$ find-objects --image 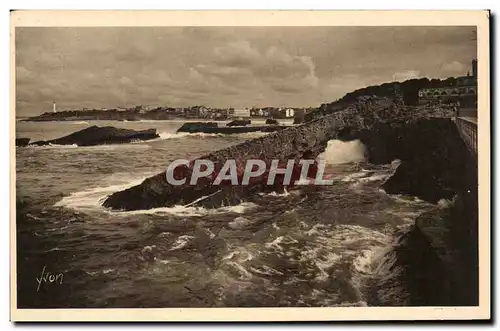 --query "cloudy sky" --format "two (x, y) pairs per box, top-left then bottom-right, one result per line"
(16, 26), (476, 116)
